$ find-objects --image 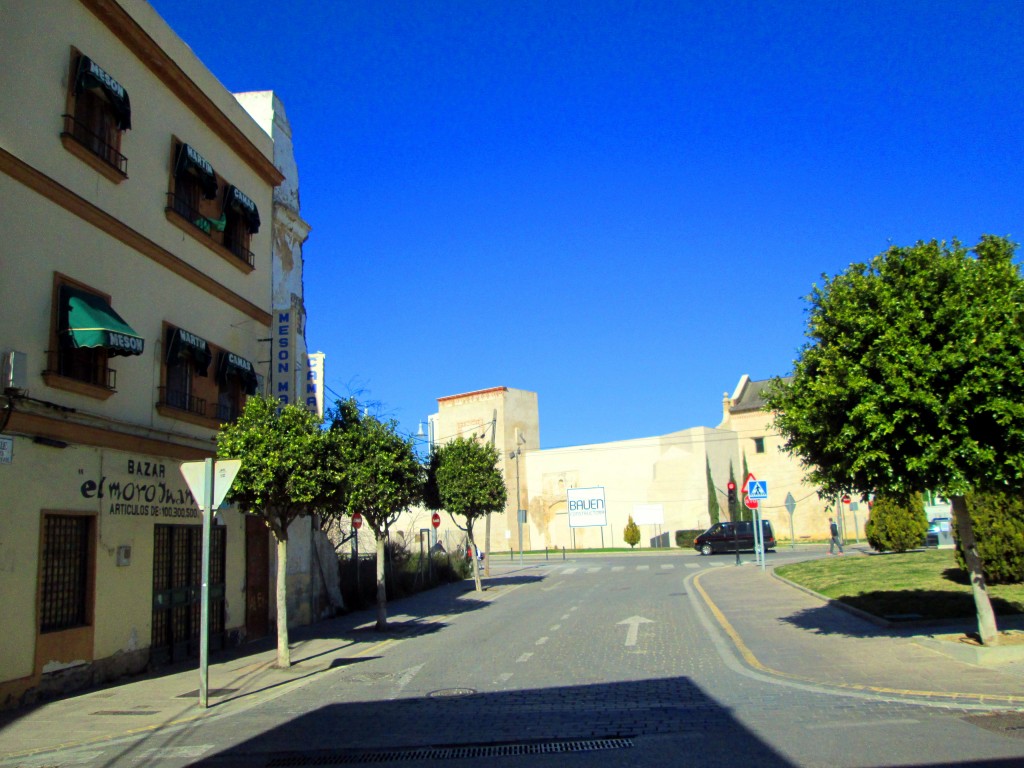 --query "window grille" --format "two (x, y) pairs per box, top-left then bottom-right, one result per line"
(40, 515), (91, 633)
